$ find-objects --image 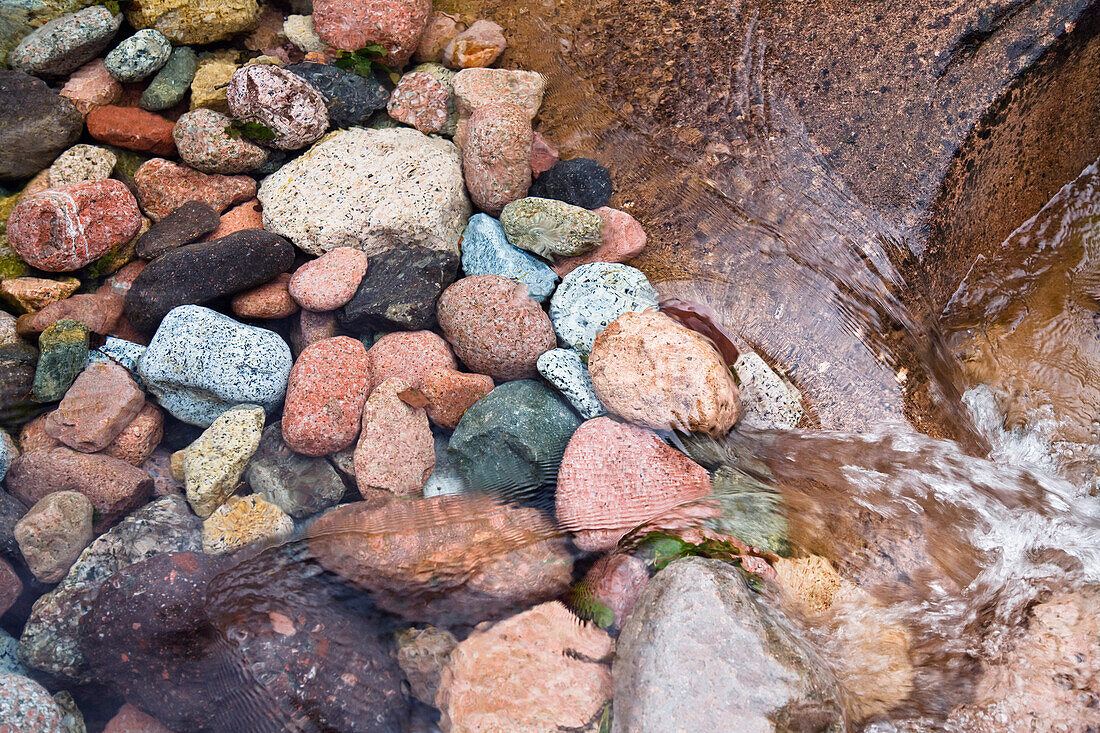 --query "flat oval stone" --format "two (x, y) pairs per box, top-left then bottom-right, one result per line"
(124, 228), (295, 332)
(140, 46), (197, 111)
(0, 72), (83, 182)
(288, 247), (368, 312)
(86, 105), (176, 157)
(10, 6), (122, 78)
(500, 197), (603, 259)
(134, 200), (220, 260)
(285, 62), (390, 128)
(226, 65), (329, 151)
(173, 108), (268, 175)
(137, 305), (292, 426)
(282, 336), (371, 457)
(104, 29), (171, 83)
